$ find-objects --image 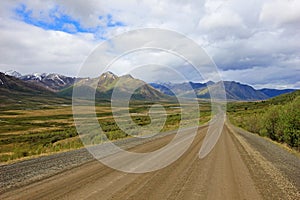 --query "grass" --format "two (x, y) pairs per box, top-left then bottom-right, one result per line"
(0, 100), (211, 163)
